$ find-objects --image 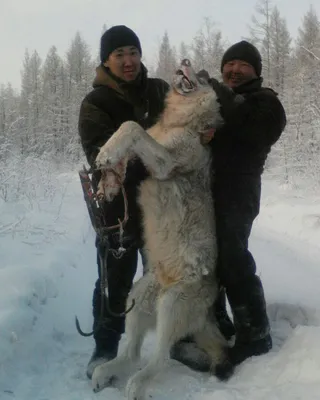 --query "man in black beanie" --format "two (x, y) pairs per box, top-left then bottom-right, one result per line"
(220, 40), (262, 85)
(171, 40), (286, 377)
(78, 25), (169, 379)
